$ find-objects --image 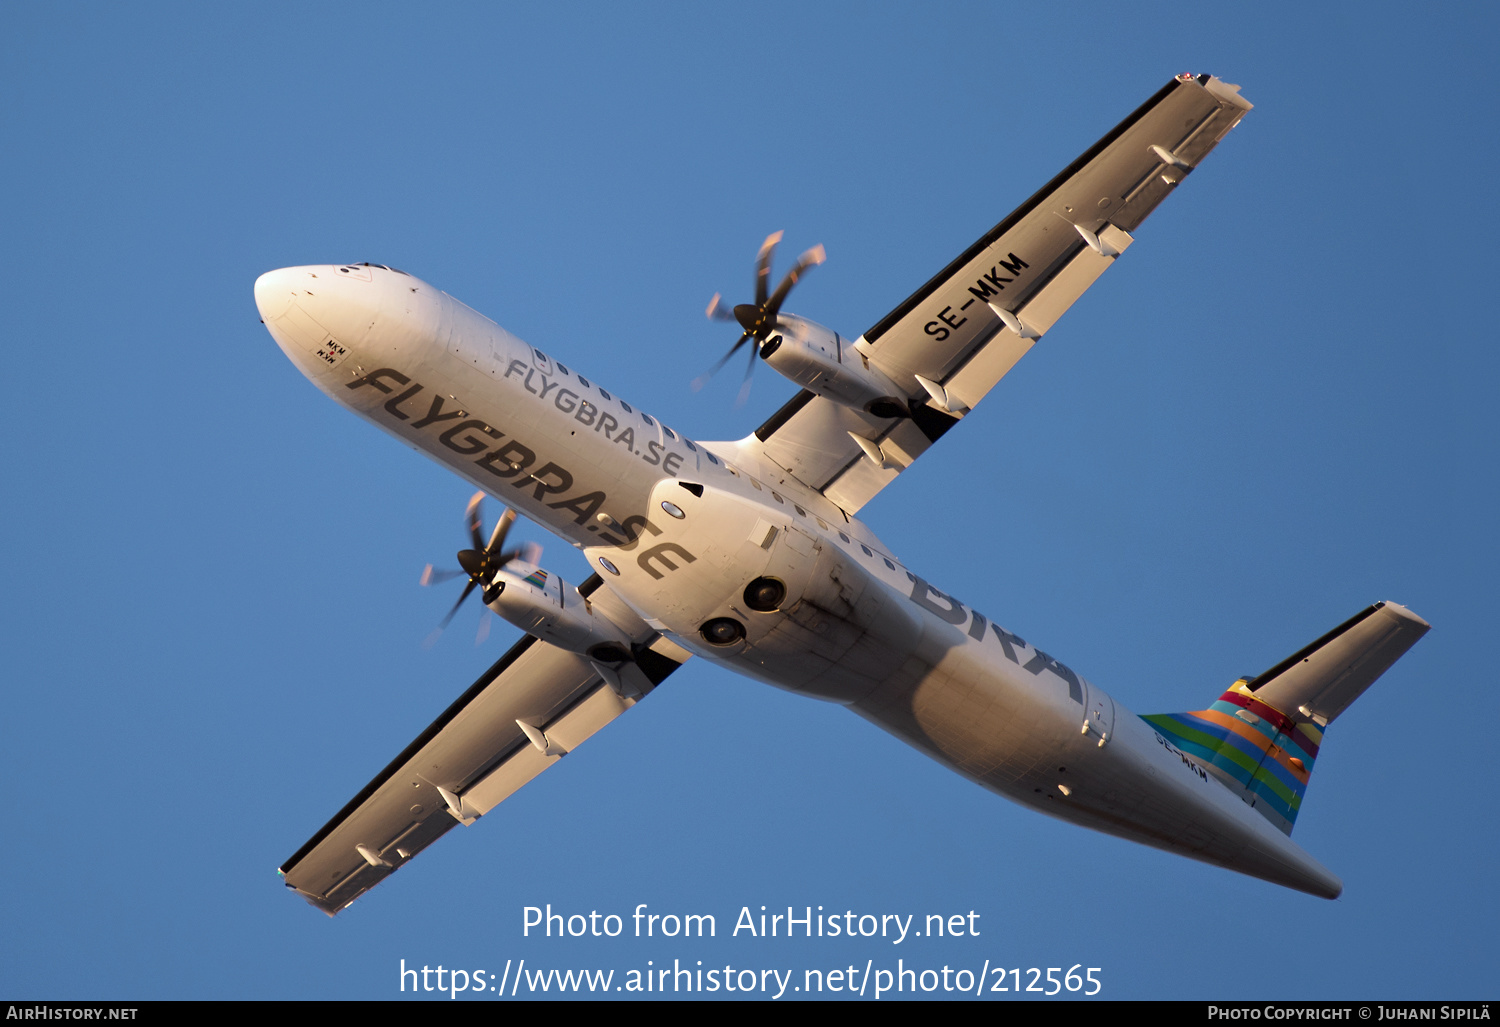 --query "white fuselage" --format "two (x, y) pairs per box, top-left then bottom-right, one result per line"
(256, 263), (1343, 898)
